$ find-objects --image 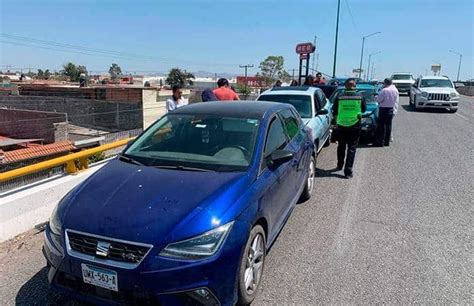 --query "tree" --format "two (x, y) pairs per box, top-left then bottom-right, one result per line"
(61, 62), (88, 82)
(108, 63), (122, 80)
(258, 56), (288, 87)
(36, 69), (51, 80)
(235, 83), (252, 99)
(165, 68), (195, 87)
